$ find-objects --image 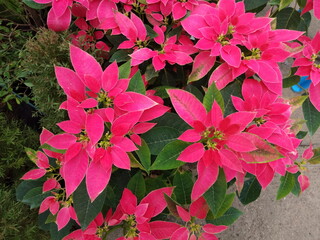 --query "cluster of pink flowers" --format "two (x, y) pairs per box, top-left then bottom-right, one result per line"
(20, 0), (320, 238)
